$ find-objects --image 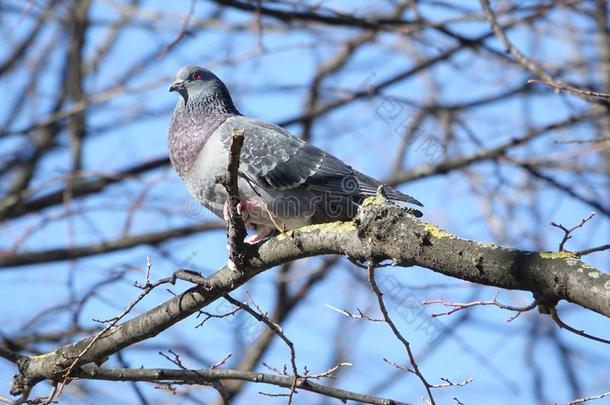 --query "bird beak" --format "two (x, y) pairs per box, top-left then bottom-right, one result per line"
(169, 79), (185, 93)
